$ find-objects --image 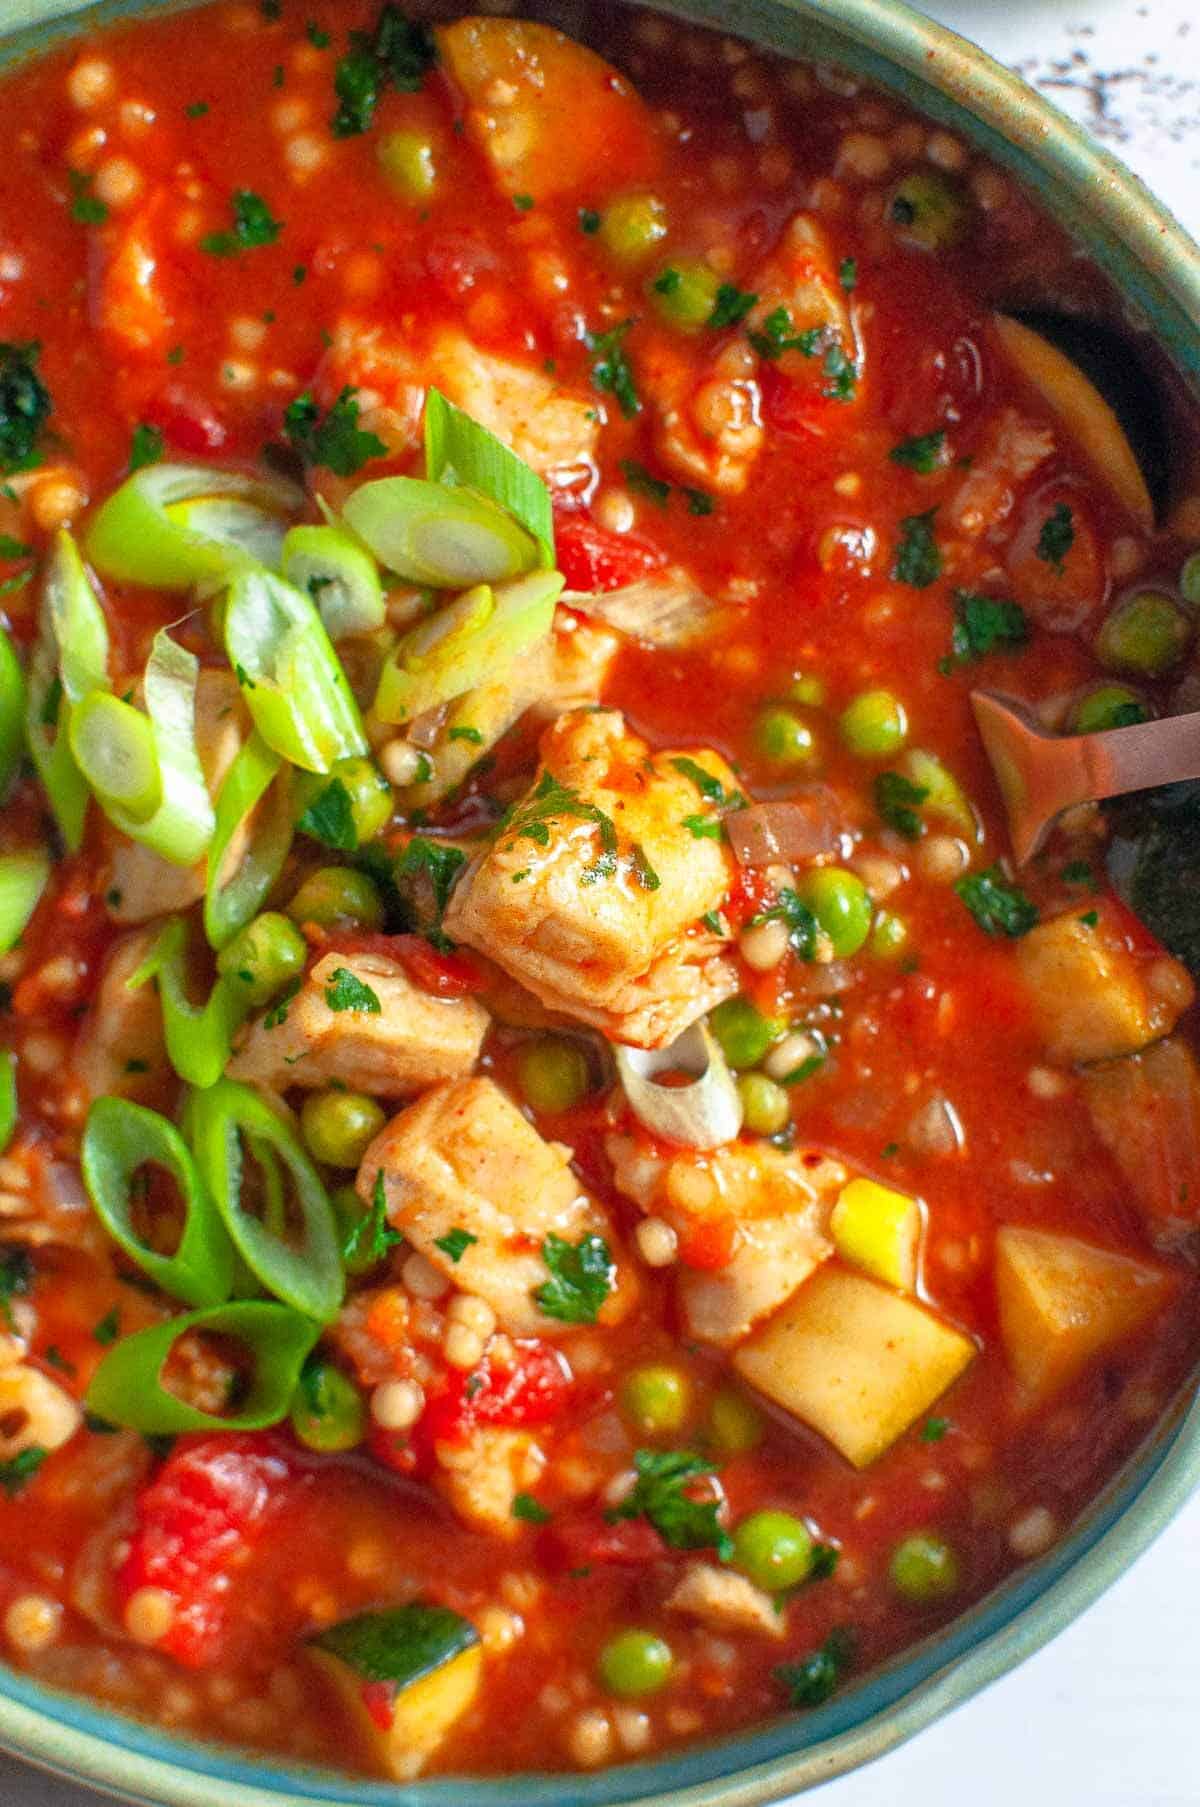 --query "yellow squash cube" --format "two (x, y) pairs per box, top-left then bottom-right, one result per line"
(830, 1178), (922, 1291)
(733, 1265), (976, 1468)
(995, 1226), (1177, 1405)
